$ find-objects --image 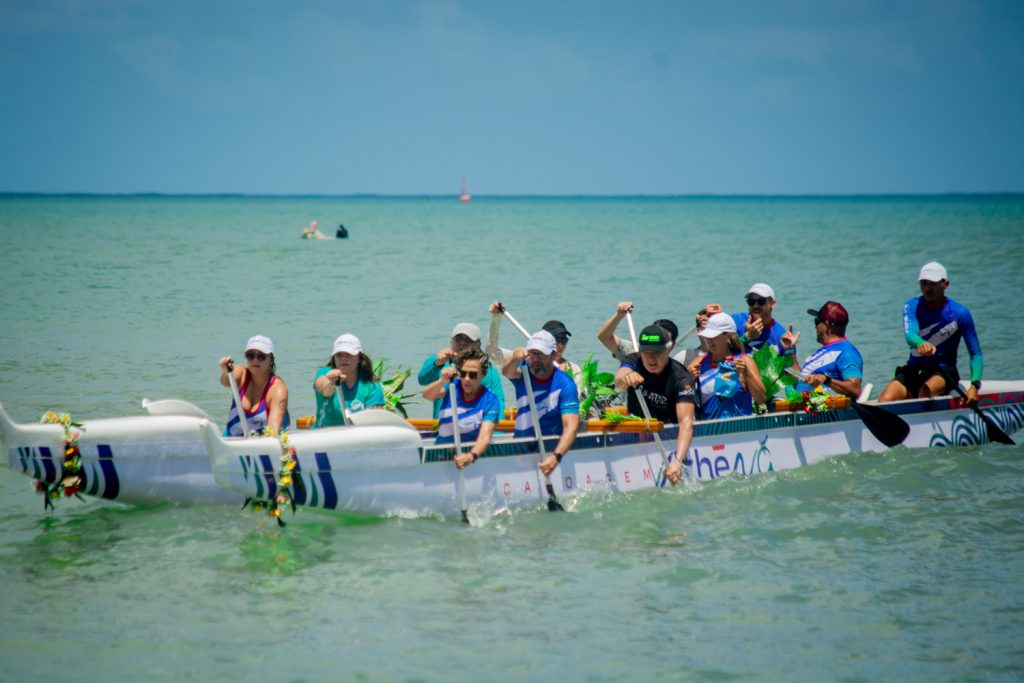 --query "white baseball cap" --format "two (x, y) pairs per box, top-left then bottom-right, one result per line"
(245, 335), (274, 355)
(698, 313), (738, 339)
(332, 333), (362, 356)
(918, 261), (947, 282)
(526, 329), (557, 355)
(747, 283), (775, 300)
(451, 322), (481, 341)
